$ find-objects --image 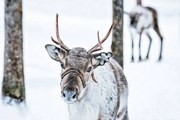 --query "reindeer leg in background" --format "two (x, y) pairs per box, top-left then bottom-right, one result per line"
(153, 24), (163, 61)
(152, 11), (163, 61)
(145, 32), (152, 60)
(138, 32), (142, 61)
(130, 30), (135, 62)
